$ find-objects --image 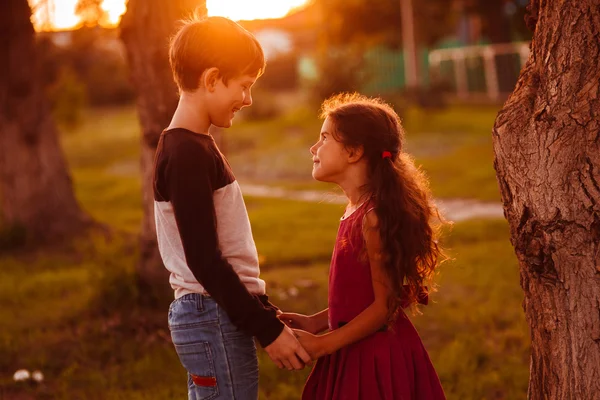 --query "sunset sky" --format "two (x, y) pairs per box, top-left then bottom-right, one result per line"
(31, 0), (309, 31)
